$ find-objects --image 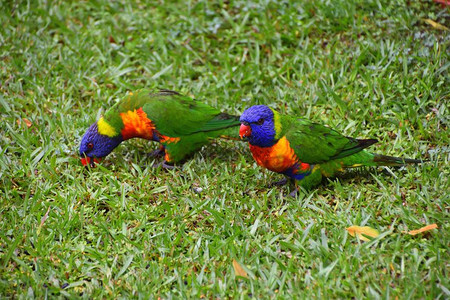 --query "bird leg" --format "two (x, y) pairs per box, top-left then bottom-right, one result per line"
(161, 161), (175, 170)
(152, 160), (176, 170)
(268, 178), (289, 188)
(288, 188), (299, 198)
(147, 145), (165, 158)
